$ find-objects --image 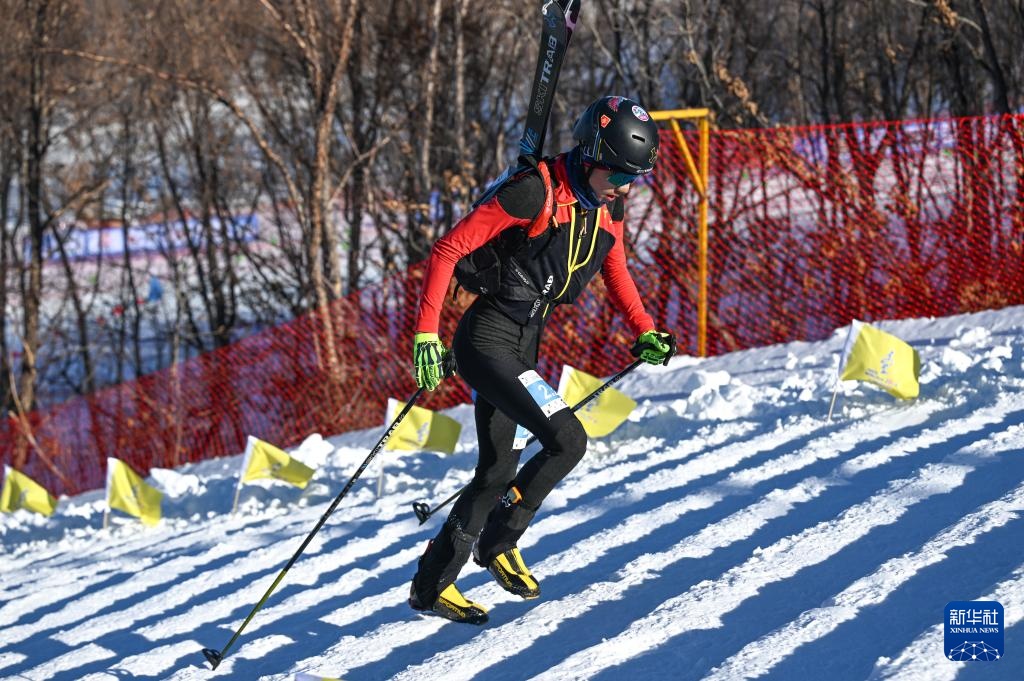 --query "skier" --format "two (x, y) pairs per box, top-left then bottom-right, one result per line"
(408, 96), (676, 624)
